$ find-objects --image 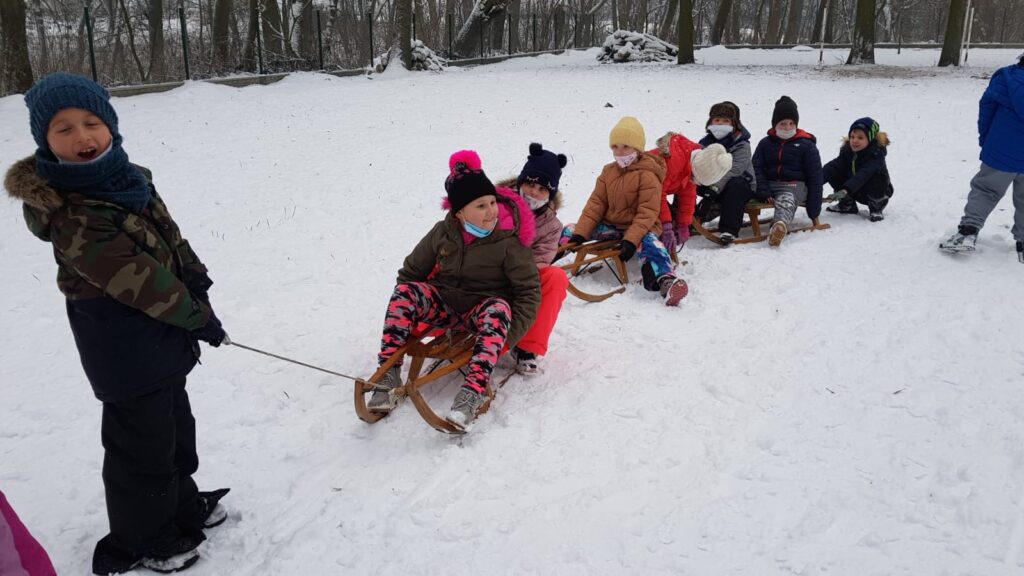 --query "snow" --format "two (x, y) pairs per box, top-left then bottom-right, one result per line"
(3, 48), (1024, 575)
